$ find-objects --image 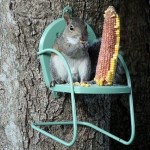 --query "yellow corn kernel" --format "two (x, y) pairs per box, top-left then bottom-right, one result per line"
(110, 68), (115, 72)
(113, 54), (118, 59)
(106, 71), (112, 81)
(116, 39), (120, 45)
(115, 44), (119, 49)
(95, 79), (100, 85)
(110, 64), (116, 69)
(114, 26), (119, 29)
(98, 78), (104, 86)
(85, 84), (90, 87)
(74, 82), (80, 86)
(107, 82), (112, 85)
(99, 80), (103, 86)
(80, 82), (86, 86)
